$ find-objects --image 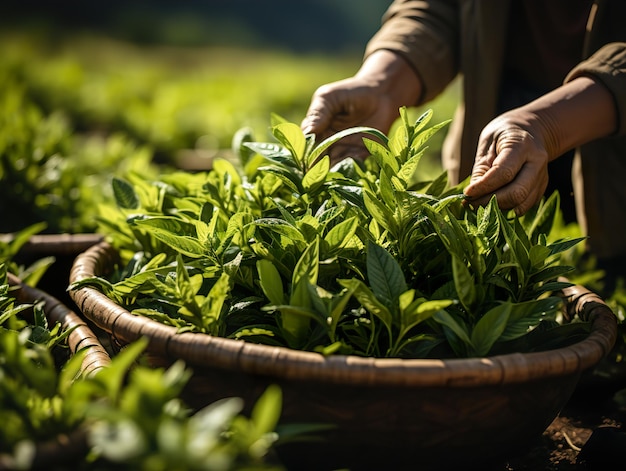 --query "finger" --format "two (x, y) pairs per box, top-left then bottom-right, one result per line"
(301, 101), (331, 136)
(508, 165), (548, 215)
(473, 163), (547, 215)
(471, 134), (497, 182)
(465, 147), (525, 200)
(301, 86), (343, 136)
(465, 136), (497, 197)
